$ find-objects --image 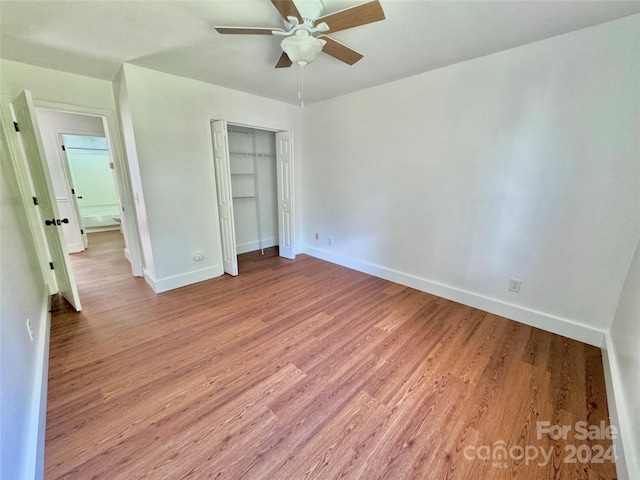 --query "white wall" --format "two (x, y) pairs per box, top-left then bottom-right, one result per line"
(302, 15), (640, 345)
(606, 239), (640, 479)
(1, 117), (50, 479)
(112, 67), (155, 277)
(0, 59), (117, 110)
(119, 63), (302, 292)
